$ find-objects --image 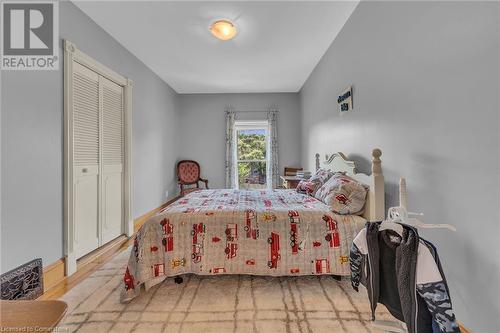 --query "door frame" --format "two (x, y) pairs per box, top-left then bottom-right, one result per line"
(64, 40), (133, 275)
